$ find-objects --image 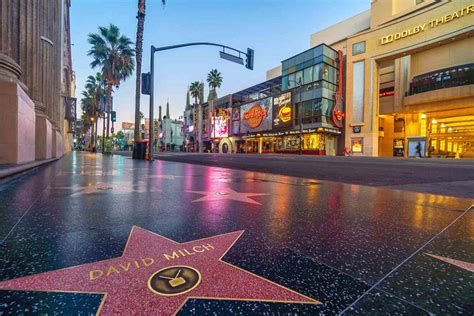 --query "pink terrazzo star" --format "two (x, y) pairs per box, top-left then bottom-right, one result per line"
(425, 253), (474, 272)
(186, 188), (269, 205)
(0, 227), (319, 315)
